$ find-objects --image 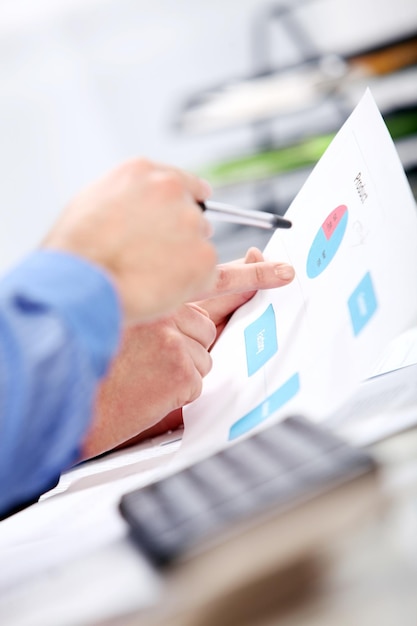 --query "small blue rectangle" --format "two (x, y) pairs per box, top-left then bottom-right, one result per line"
(244, 304), (278, 376)
(348, 272), (378, 336)
(229, 373), (300, 440)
